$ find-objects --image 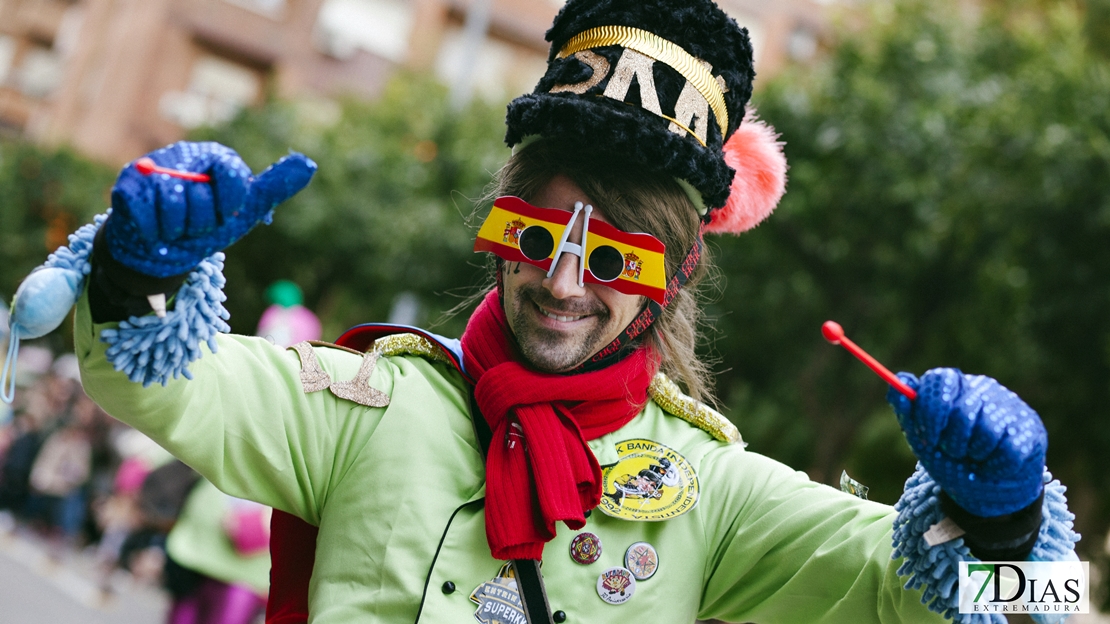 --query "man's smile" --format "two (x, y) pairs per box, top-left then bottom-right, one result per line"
(538, 307), (586, 323)
(533, 299), (598, 326)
